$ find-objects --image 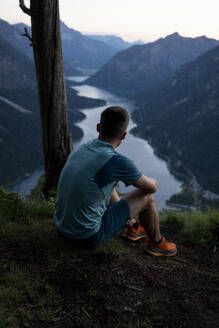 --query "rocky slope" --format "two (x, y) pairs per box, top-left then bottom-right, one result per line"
(86, 33), (219, 98)
(132, 45), (219, 193)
